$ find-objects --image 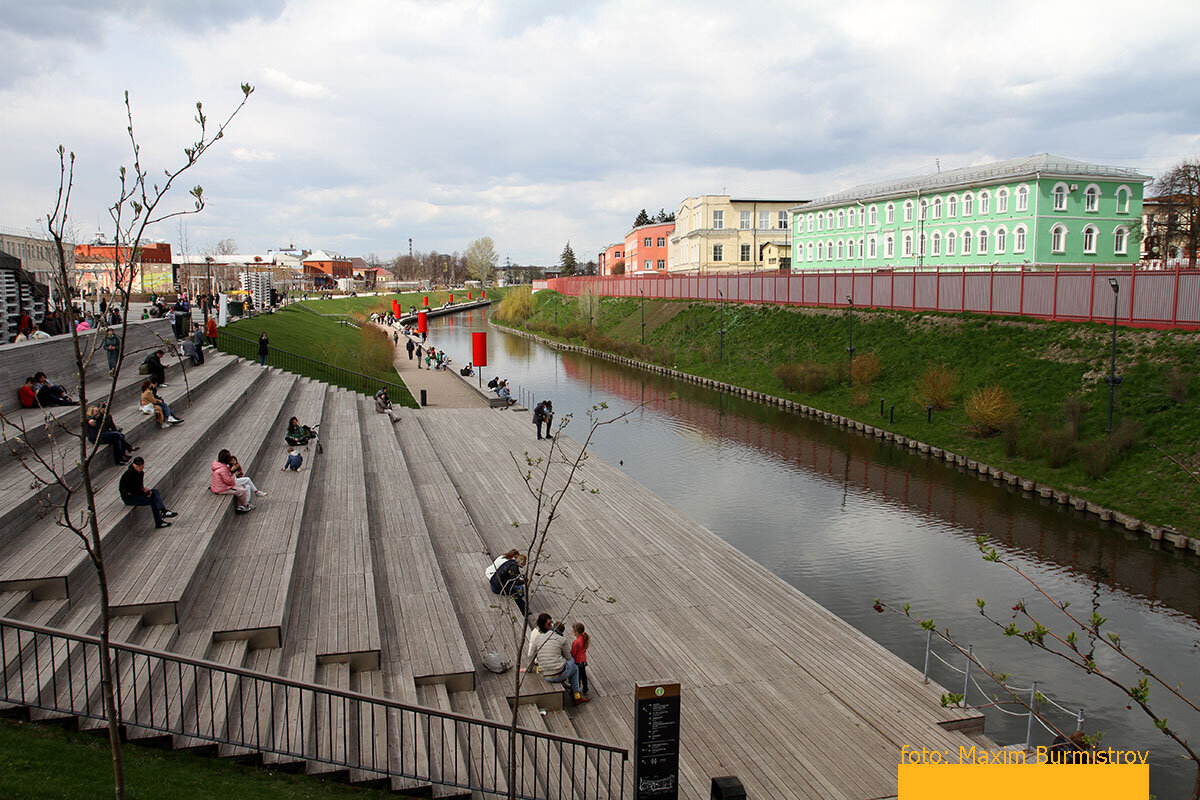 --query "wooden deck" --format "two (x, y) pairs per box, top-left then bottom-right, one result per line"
(414, 408), (986, 800)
